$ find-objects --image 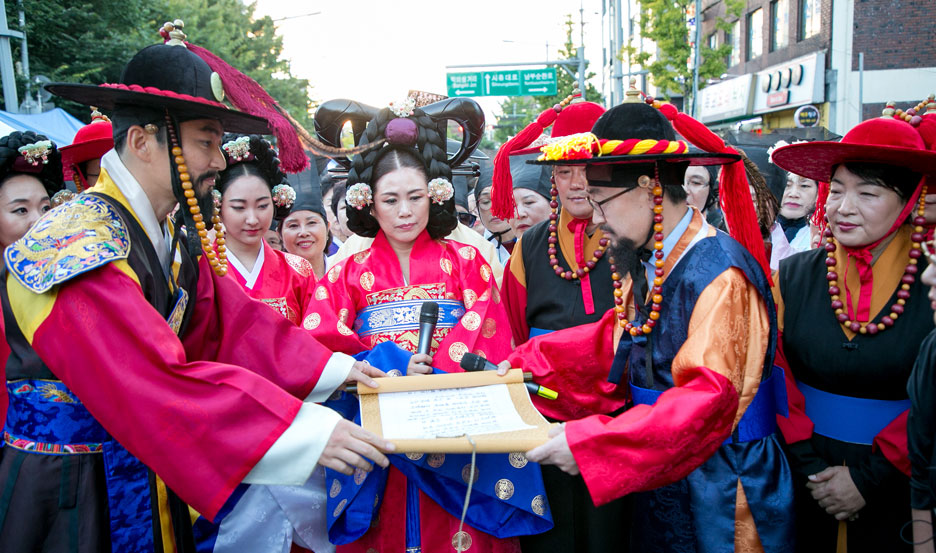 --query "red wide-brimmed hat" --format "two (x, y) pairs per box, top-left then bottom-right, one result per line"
(59, 108), (113, 187)
(490, 91), (606, 218)
(771, 116), (936, 181)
